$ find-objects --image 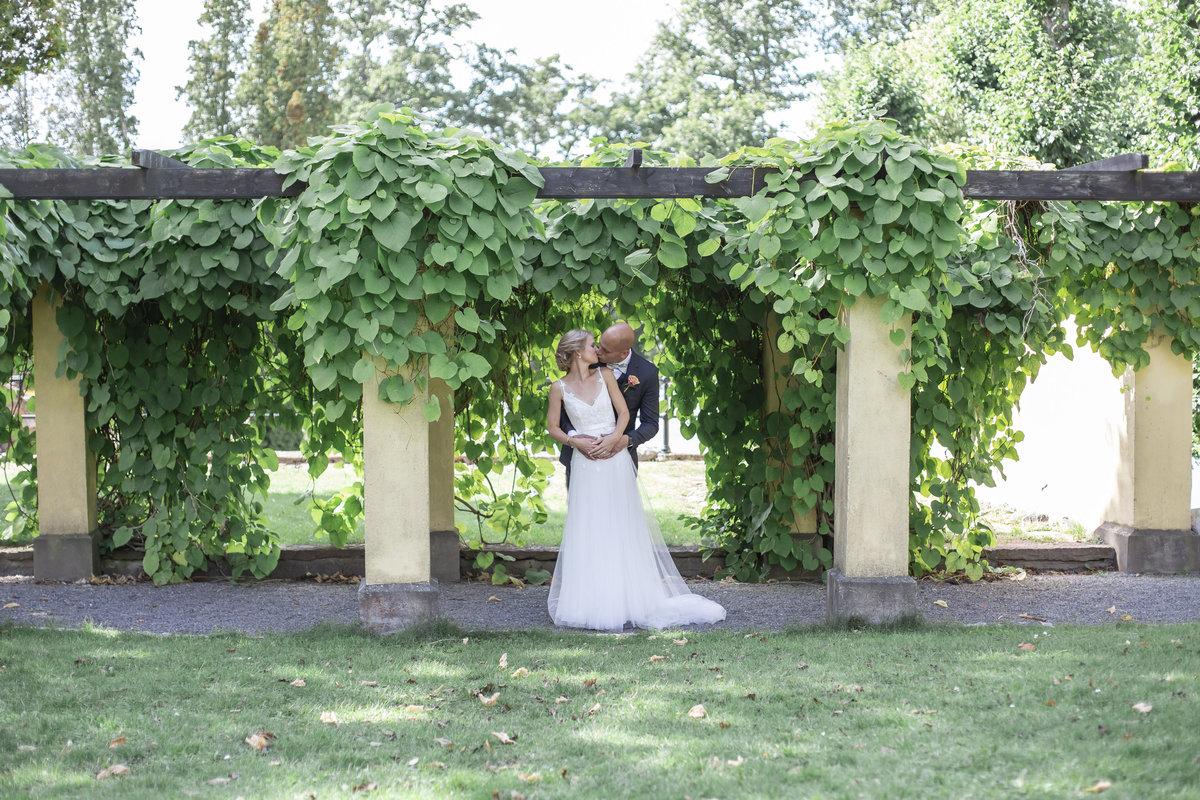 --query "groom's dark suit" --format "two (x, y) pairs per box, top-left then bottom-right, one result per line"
(558, 350), (660, 485)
